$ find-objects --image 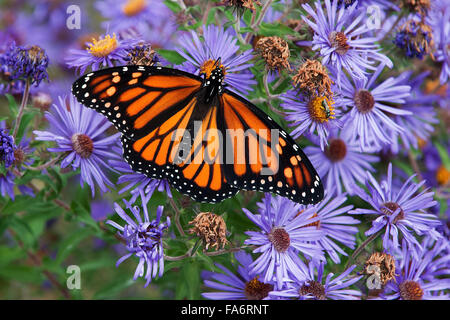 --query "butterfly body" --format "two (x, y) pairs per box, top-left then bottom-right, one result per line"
(72, 64), (324, 205)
